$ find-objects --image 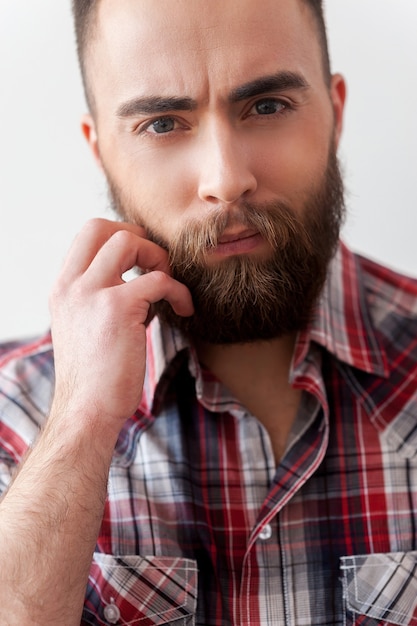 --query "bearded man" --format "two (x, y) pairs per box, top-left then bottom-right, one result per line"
(0, 1), (417, 625)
